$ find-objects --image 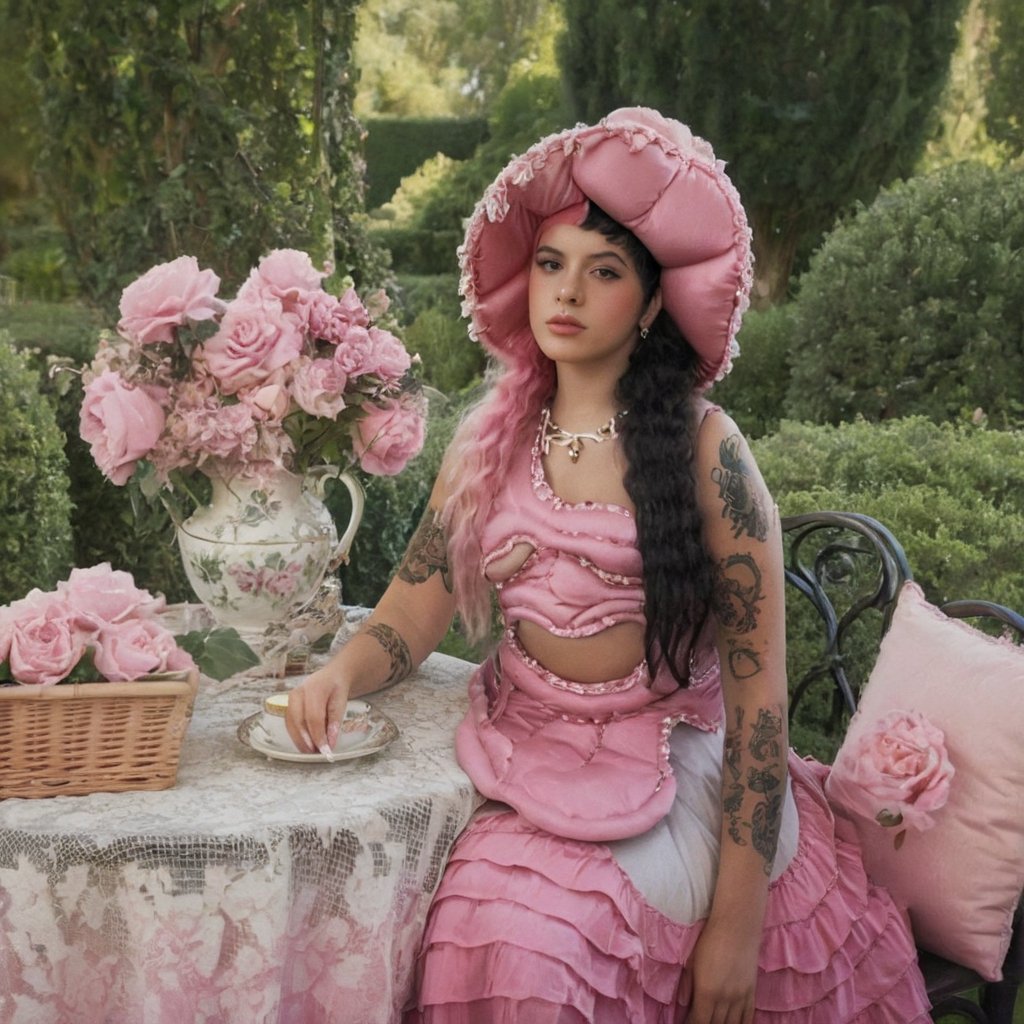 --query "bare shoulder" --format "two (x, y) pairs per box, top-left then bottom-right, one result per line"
(693, 408), (773, 545)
